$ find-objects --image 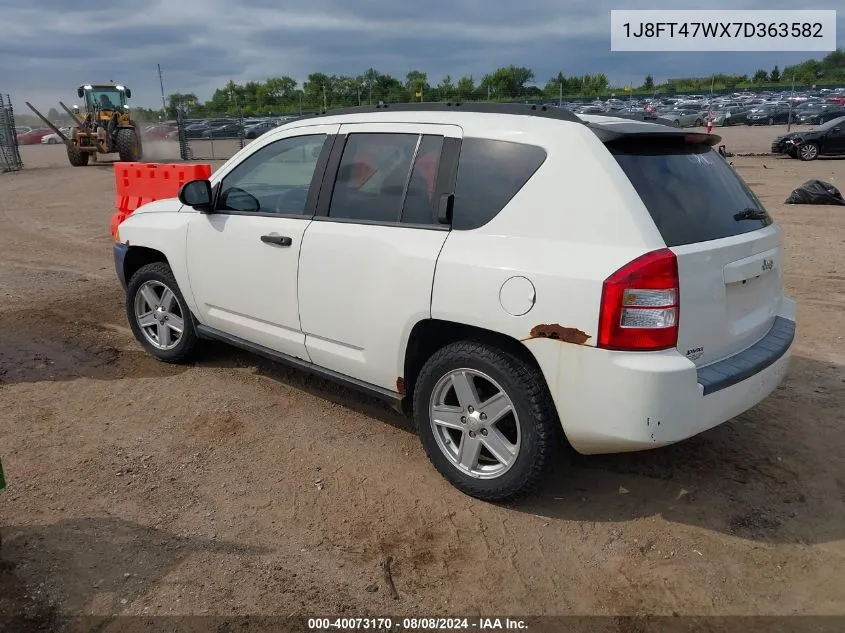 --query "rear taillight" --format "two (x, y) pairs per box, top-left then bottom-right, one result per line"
(597, 248), (679, 351)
